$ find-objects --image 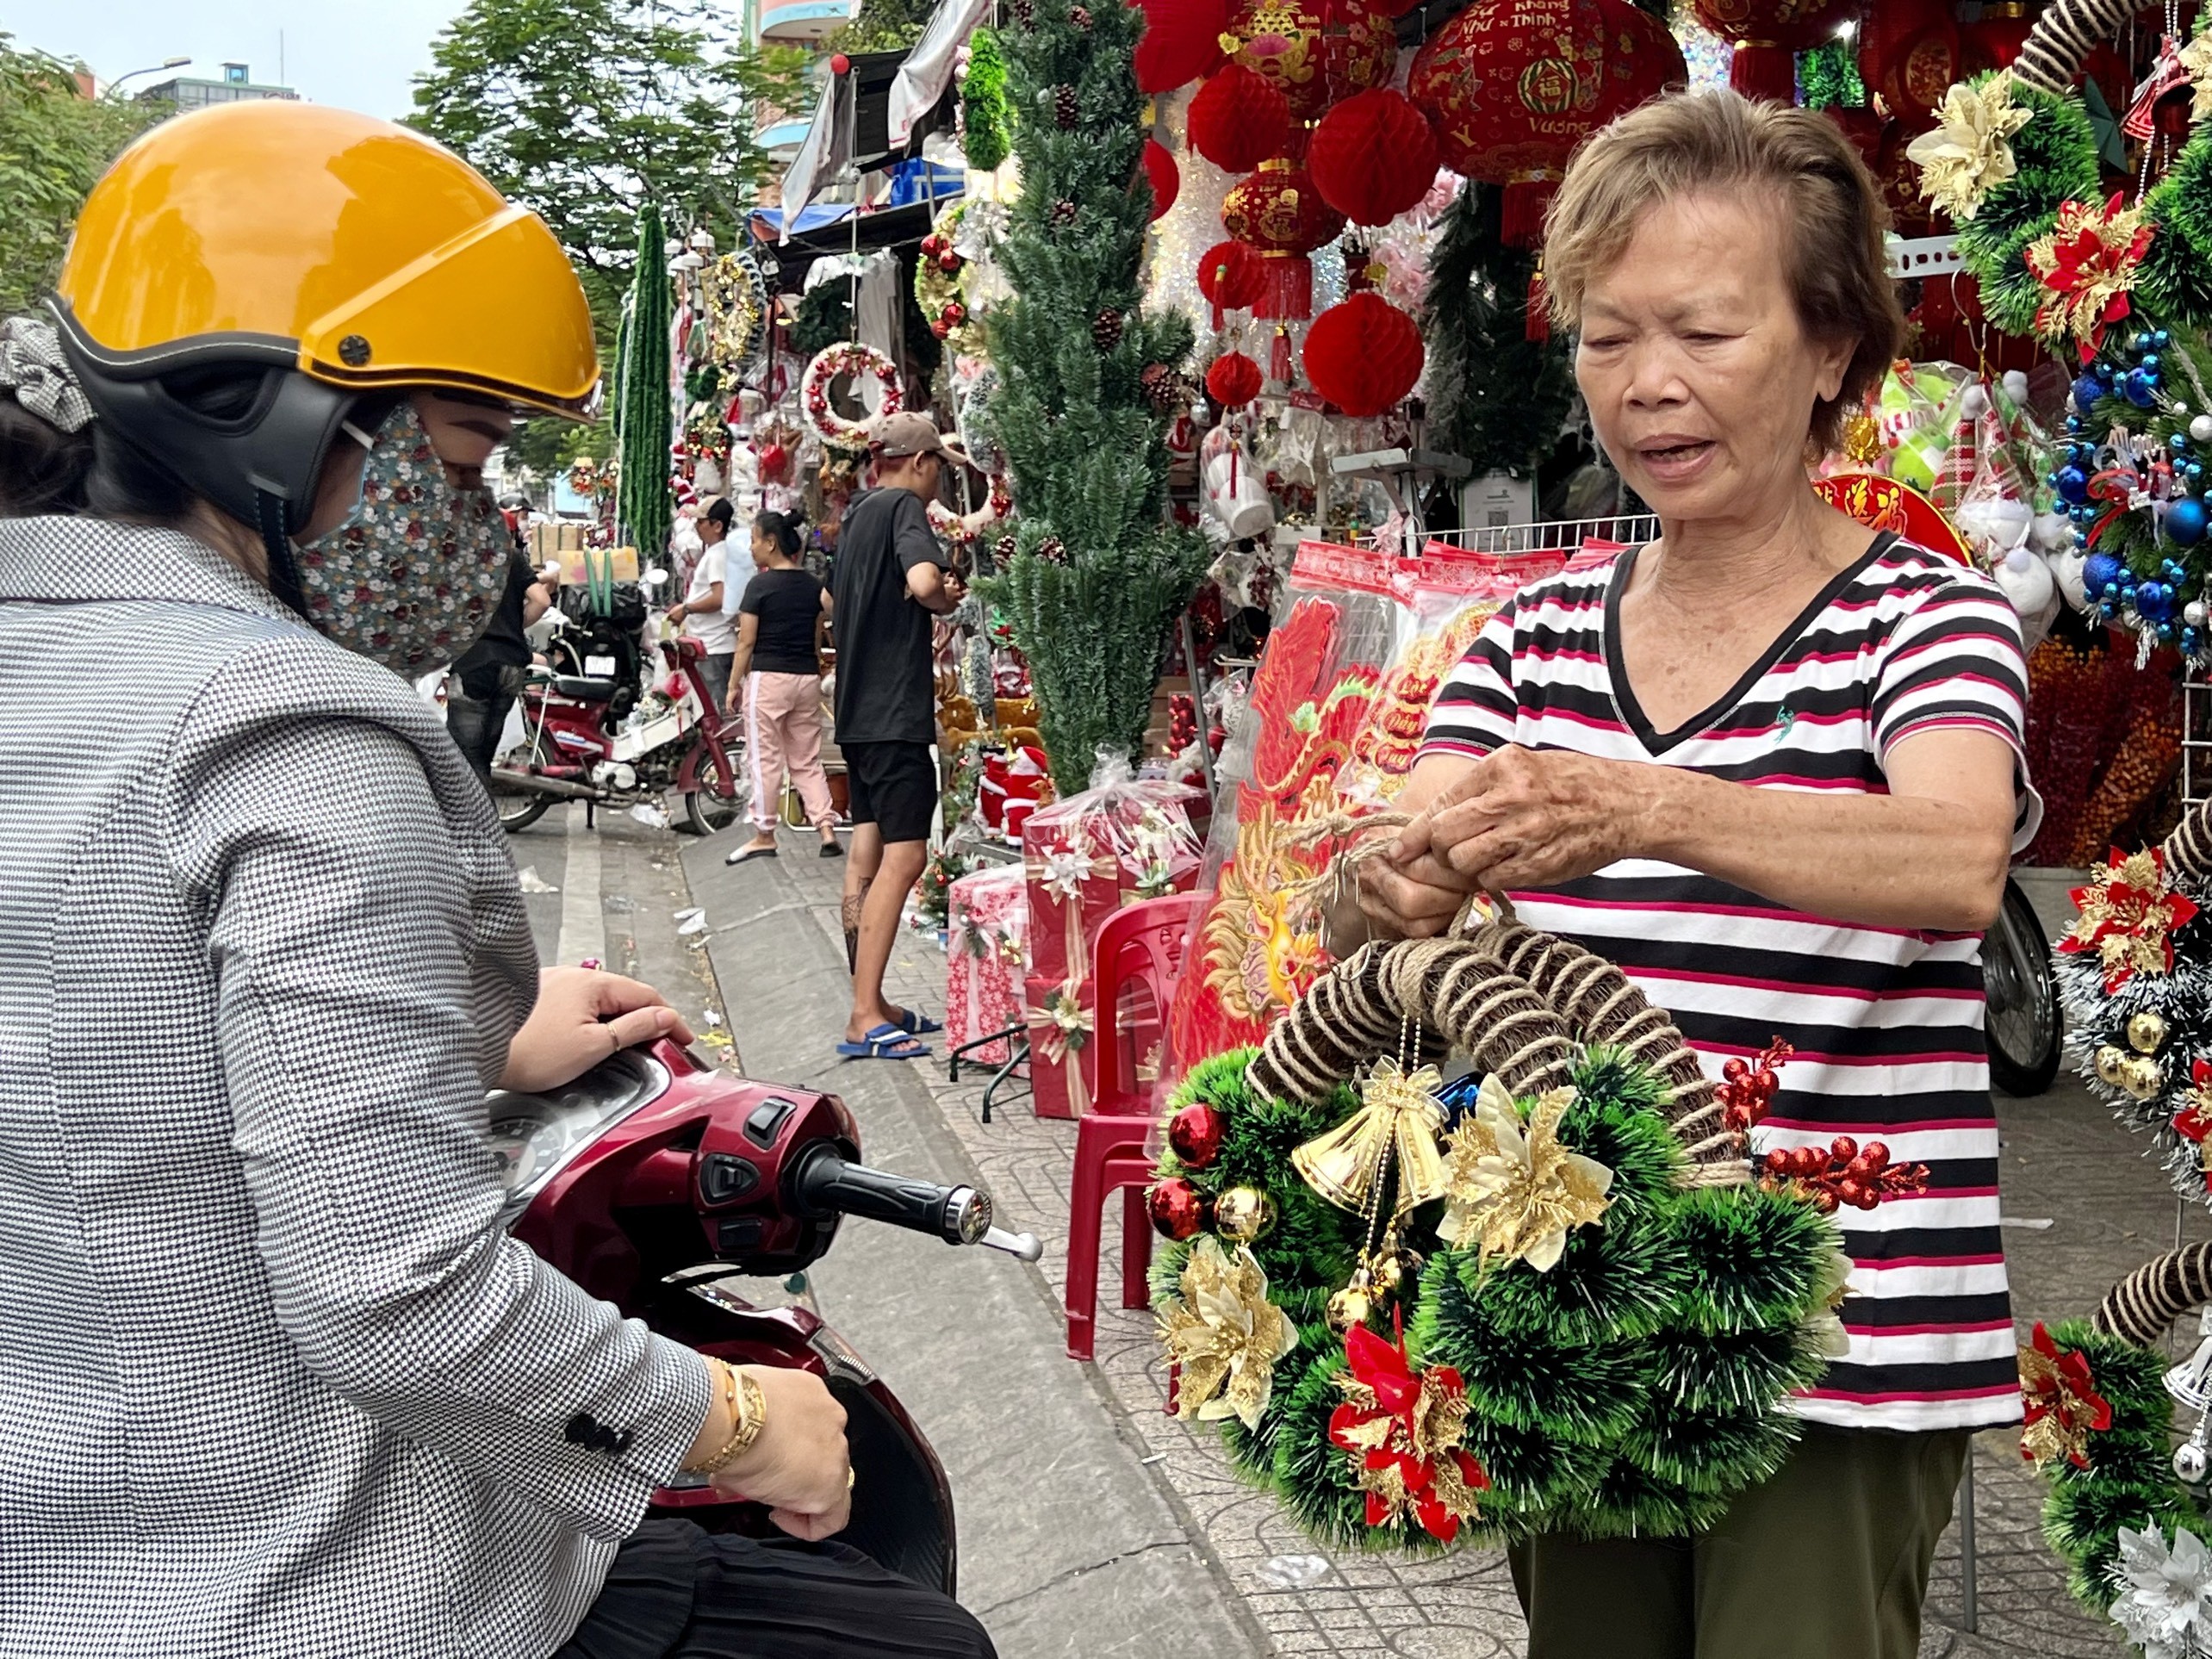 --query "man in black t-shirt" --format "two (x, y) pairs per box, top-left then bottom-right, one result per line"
(829, 413), (963, 1059)
(447, 538), (551, 786)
